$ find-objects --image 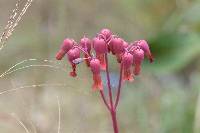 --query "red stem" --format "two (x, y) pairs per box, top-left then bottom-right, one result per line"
(100, 90), (110, 110)
(105, 53), (114, 108)
(104, 53), (119, 133)
(114, 63), (123, 110)
(110, 109), (119, 133)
